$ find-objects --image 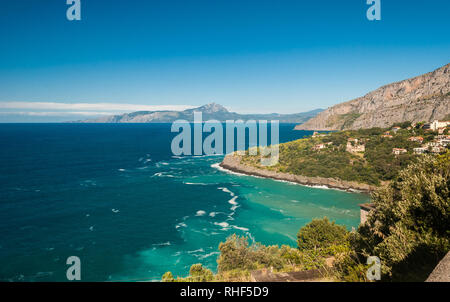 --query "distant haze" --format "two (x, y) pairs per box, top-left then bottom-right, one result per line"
(73, 103), (324, 124)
